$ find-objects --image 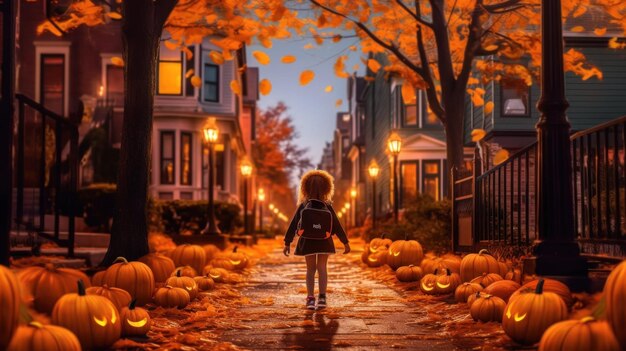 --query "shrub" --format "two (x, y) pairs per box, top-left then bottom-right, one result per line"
(150, 200), (242, 235)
